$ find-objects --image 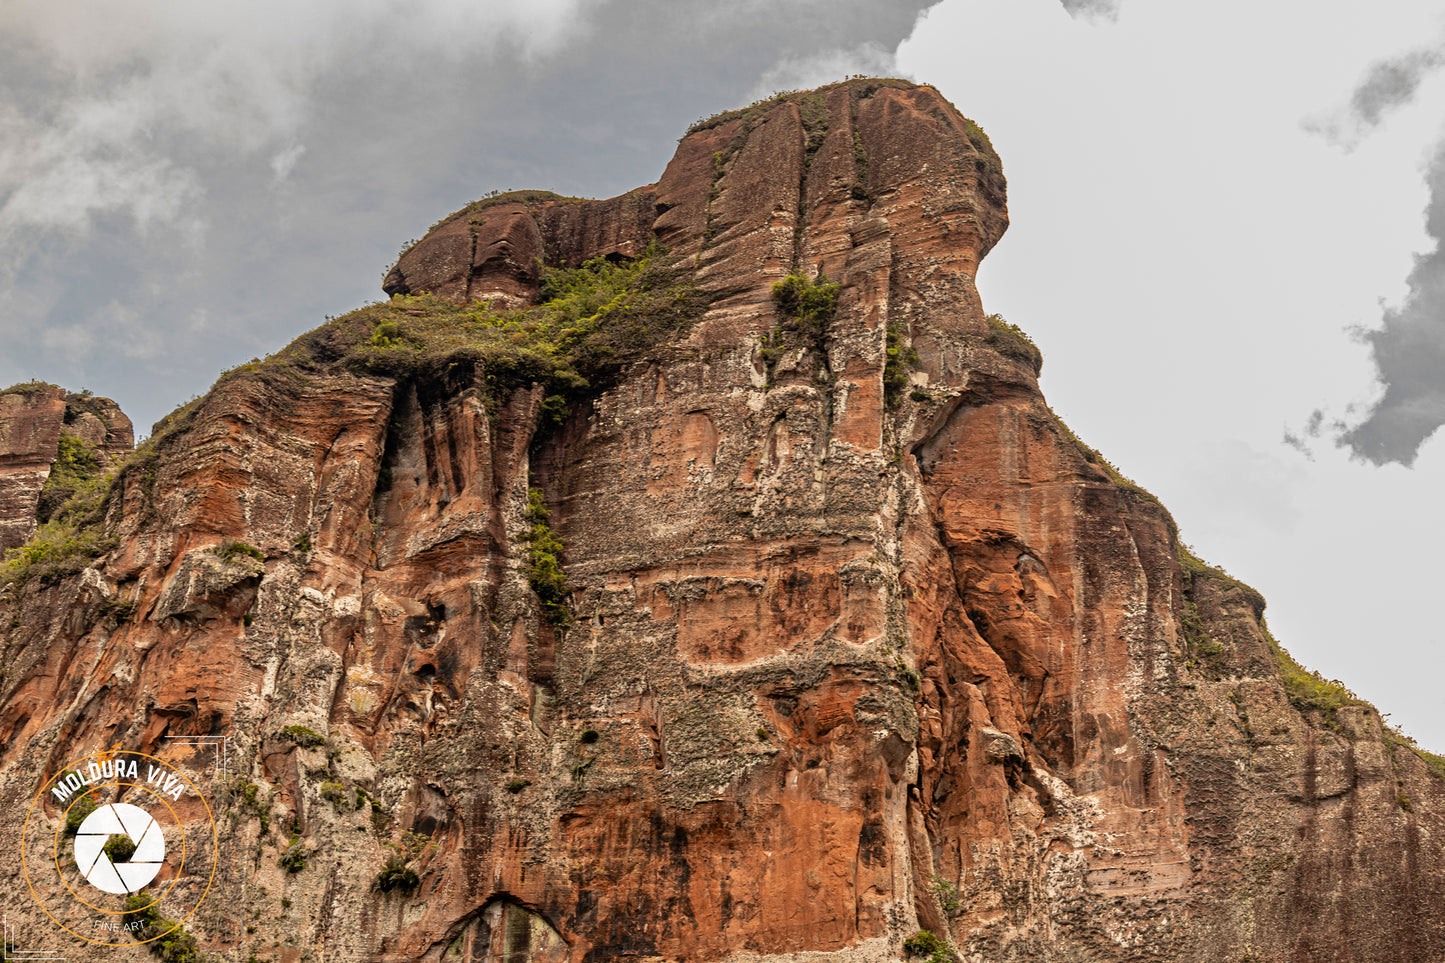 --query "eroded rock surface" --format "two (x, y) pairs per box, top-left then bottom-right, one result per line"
(0, 80), (1440, 963)
(0, 384), (133, 551)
